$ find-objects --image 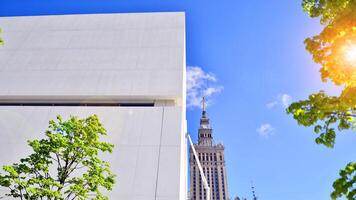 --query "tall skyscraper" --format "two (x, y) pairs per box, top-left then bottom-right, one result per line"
(189, 98), (229, 200)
